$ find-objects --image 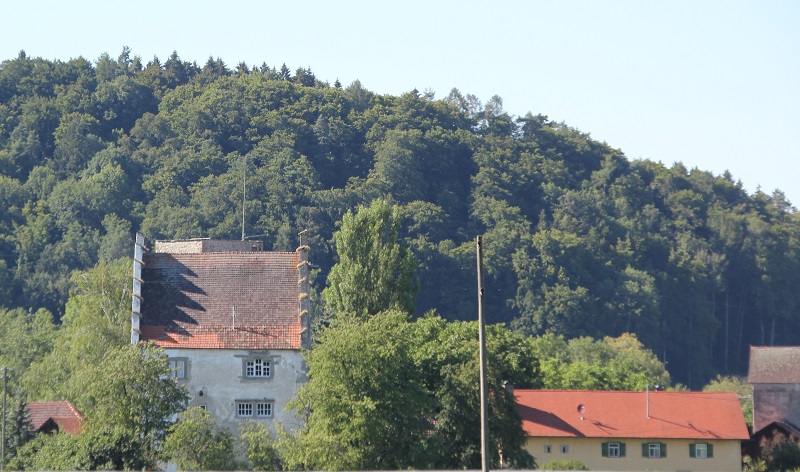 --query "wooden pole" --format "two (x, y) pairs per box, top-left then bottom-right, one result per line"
(477, 236), (490, 472)
(1, 366), (7, 472)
